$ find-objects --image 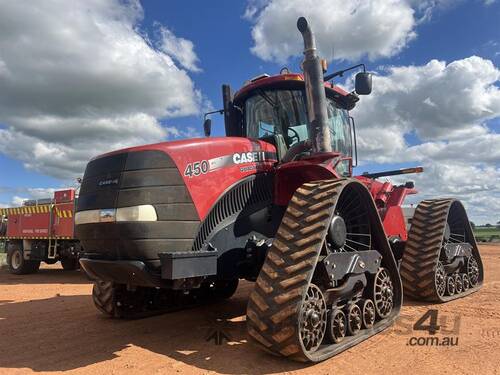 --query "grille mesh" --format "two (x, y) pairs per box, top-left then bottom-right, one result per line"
(192, 174), (272, 251)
